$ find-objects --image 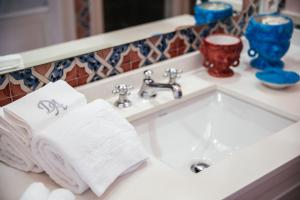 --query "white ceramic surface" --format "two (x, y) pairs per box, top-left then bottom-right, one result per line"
(202, 3), (228, 10)
(261, 16), (289, 25)
(206, 34), (240, 45)
(133, 91), (293, 172)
